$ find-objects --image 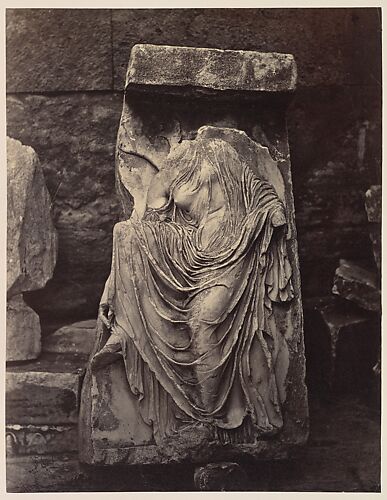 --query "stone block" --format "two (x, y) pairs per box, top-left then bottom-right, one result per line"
(7, 295), (41, 361)
(6, 424), (77, 456)
(332, 260), (380, 312)
(43, 320), (97, 355)
(6, 364), (83, 425)
(126, 44), (296, 93)
(6, 9), (113, 92)
(7, 137), (57, 298)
